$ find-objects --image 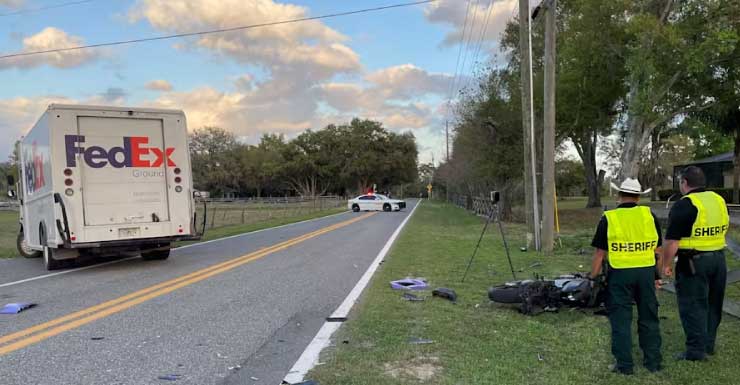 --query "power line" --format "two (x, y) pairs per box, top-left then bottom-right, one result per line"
(0, 0), (99, 17)
(465, 0), (495, 90)
(0, 0), (438, 60)
(445, 0), (472, 122)
(456, 0), (481, 95)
